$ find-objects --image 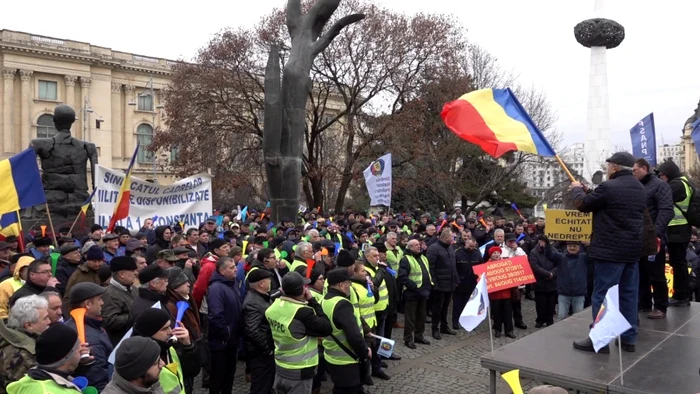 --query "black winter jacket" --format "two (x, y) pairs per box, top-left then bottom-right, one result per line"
(54, 257), (80, 297)
(639, 174), (674, 242)
(242, 289), (273, 357)
(397, 250), (431, 301)
(454, 246), (483, 294)
(145, 226), (171, 264)
(570, 170), (646, 264)
(325, 288), (369, 359)
(426, 240), (459, 292)
(658, 159), (693, 243)
(553, 251), (588, 297)
(528, 245), (558, 292)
